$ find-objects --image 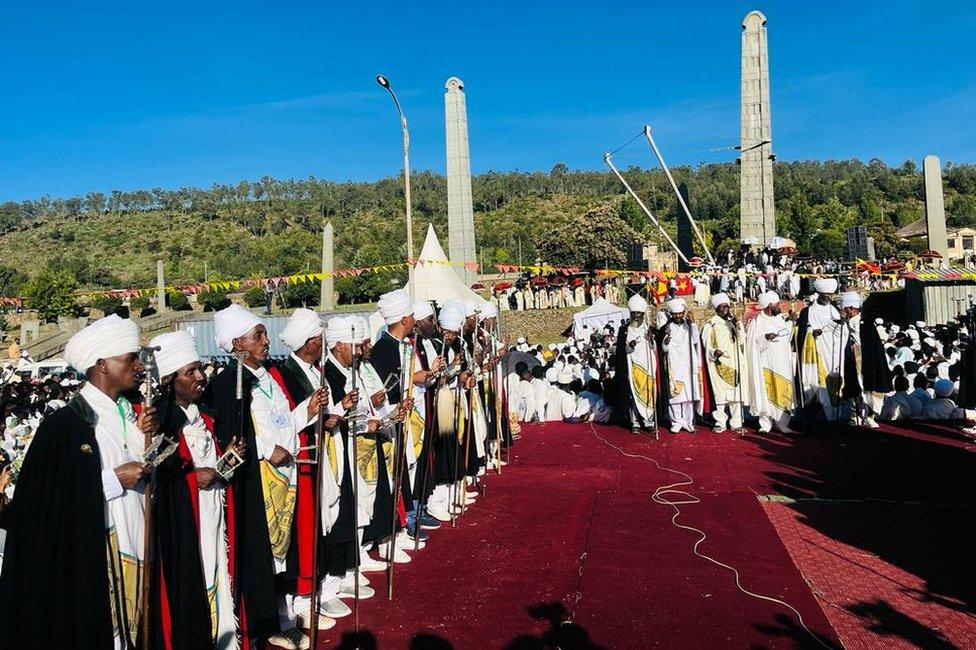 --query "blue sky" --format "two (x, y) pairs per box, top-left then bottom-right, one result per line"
(1, 1), (974, 201)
